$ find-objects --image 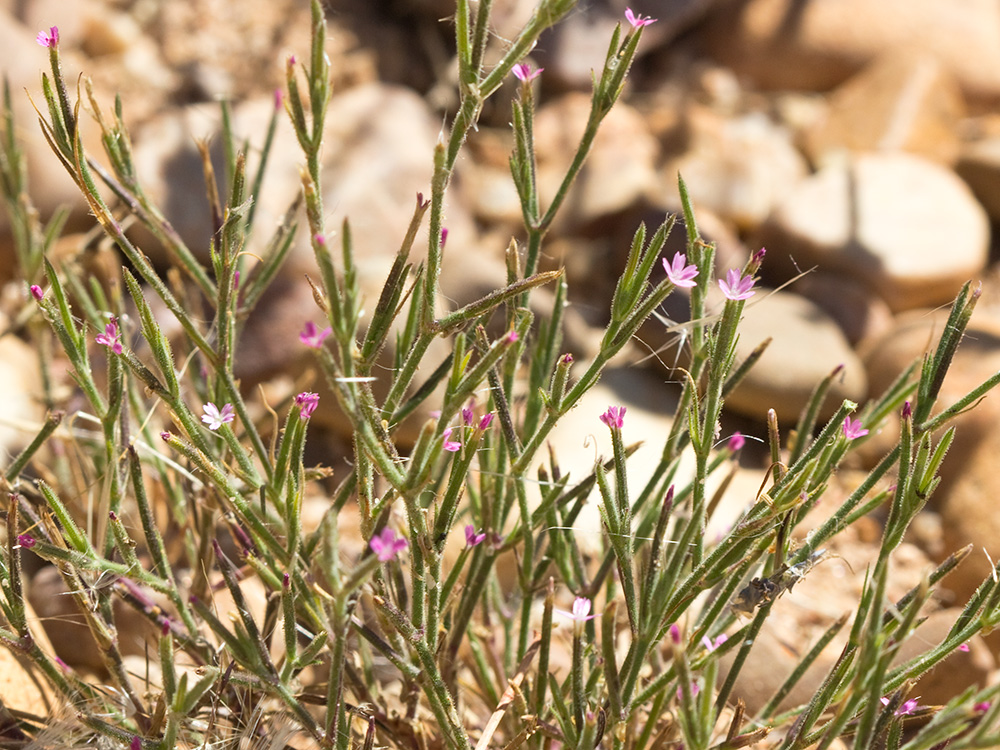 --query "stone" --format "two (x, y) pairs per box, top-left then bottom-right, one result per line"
(956, 135), (1000, 223)
(668, 108), (808, 231)
(757, 153), (990, 312)
(721, 288), (868, 424)
(534, 93), (660, 232)
(791, 272), (893, 346)
(701, 0), (1000, 103)
(805, 52), (965, 165)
